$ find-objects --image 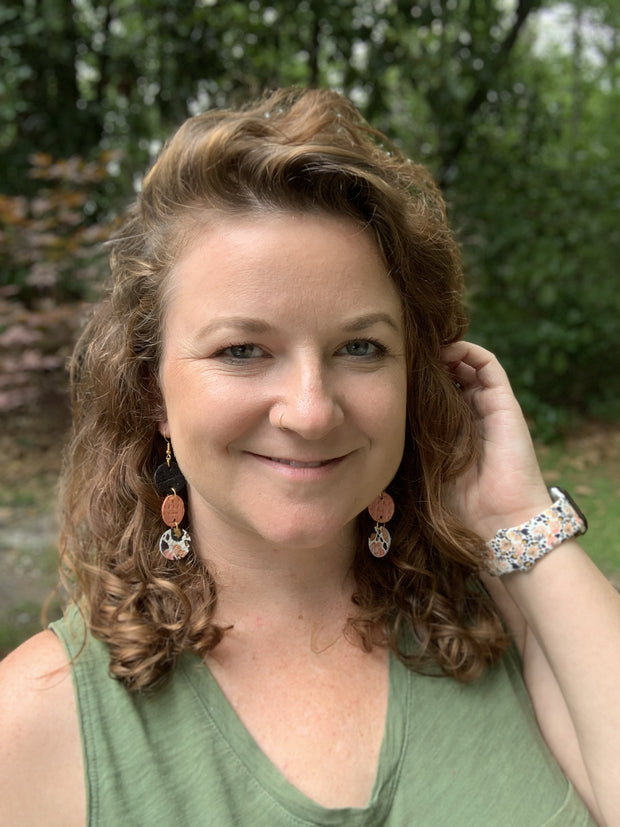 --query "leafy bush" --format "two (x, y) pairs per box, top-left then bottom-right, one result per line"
(0, 151), (119, 414)
(0, 151), (118, 303)
(456, 150), (620, 438)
